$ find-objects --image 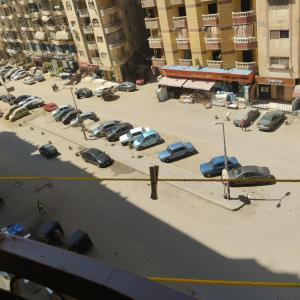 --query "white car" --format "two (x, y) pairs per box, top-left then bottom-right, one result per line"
(95, 82), (119, 97)
(7, 68), (23, 79)
(52, 104), (72, 116)
(18, 96), (41, 107)
(22, 98), (44, 110)
(23, 76), (35, 85)
(4, 68), (19, 79)
(119, 127), (150, 146)
(12, 71), (28, 80)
